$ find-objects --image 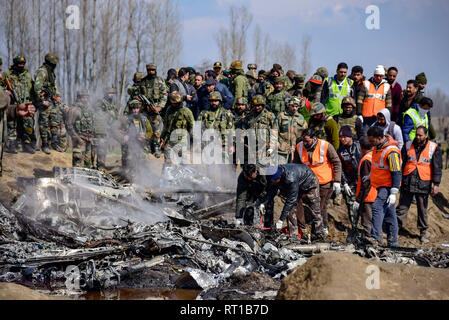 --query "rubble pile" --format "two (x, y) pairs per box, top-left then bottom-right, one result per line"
(0, 167), (448, 300)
